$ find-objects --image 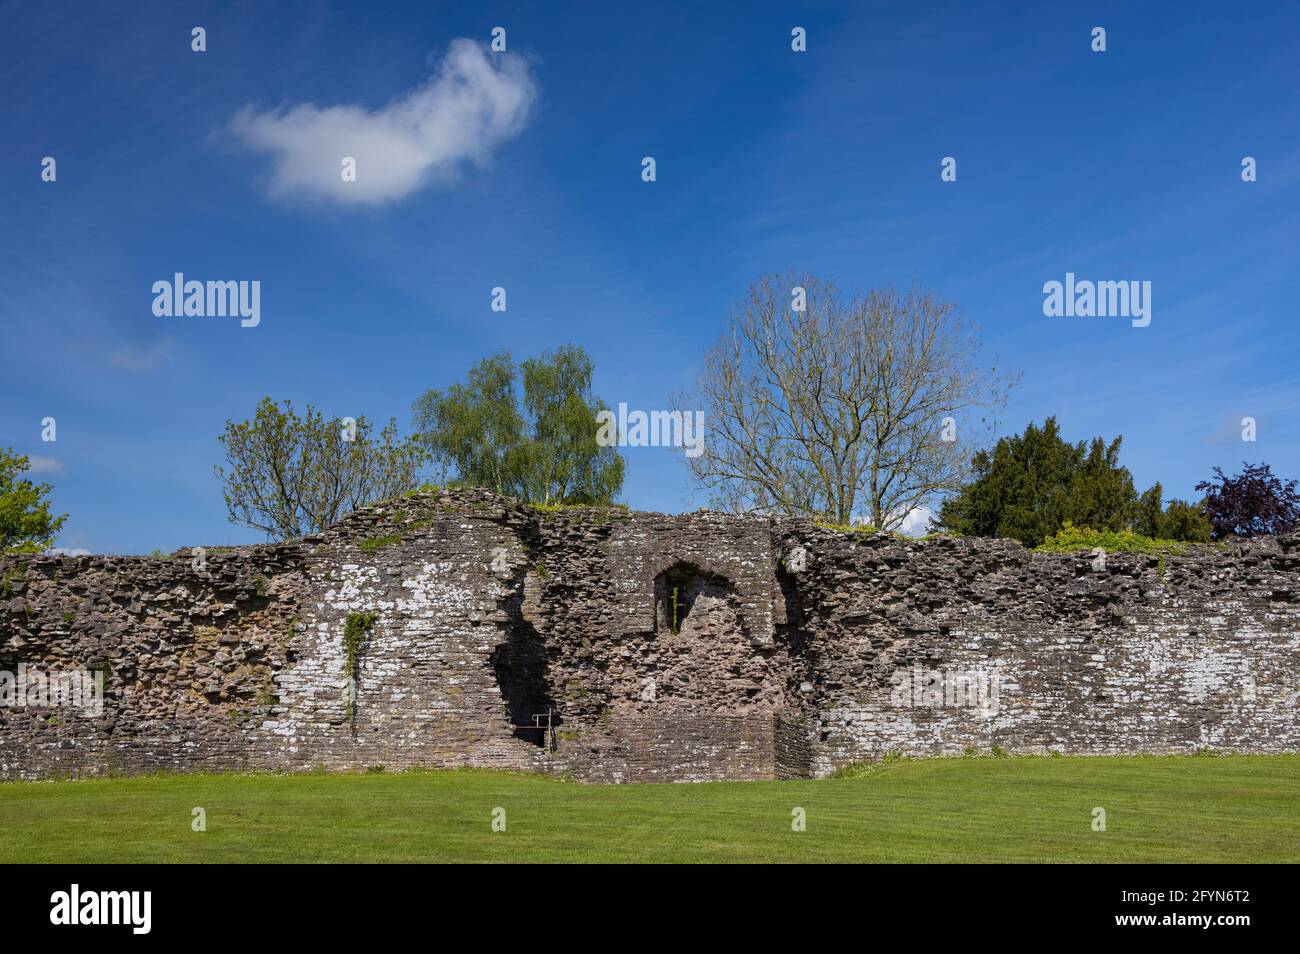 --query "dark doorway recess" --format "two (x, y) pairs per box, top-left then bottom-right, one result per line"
(653, 562), (733, 635)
